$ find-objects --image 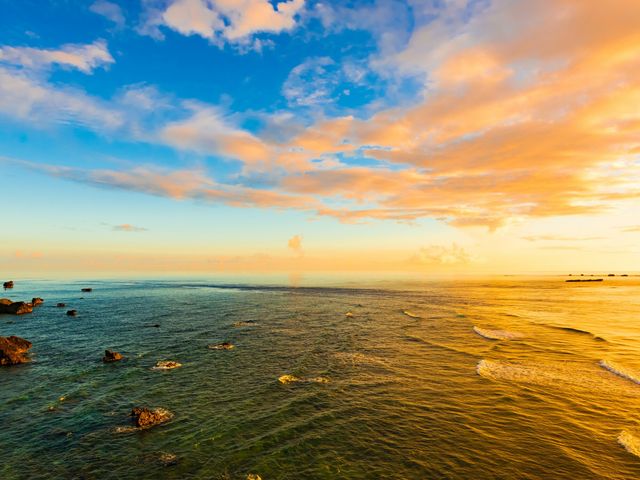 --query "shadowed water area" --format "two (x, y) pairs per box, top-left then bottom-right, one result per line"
(1, 276), (640, 479)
